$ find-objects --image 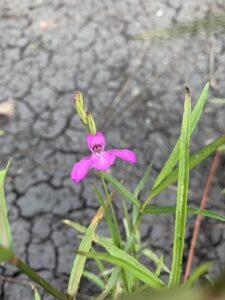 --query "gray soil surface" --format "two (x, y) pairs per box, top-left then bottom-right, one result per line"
(0, 0), (225, 299)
